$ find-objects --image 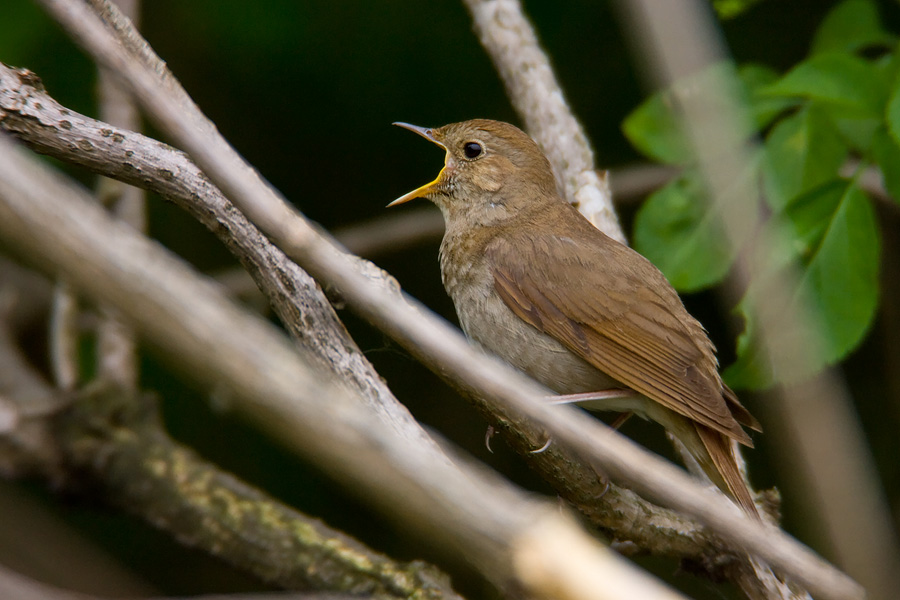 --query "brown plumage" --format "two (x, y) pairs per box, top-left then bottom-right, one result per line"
(391, 119), (761, 517)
